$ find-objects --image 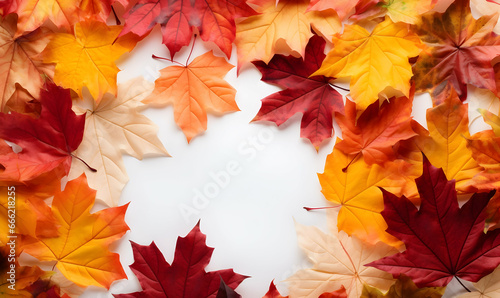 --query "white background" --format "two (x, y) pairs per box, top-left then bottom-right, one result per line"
(76, 23), (496, 297)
